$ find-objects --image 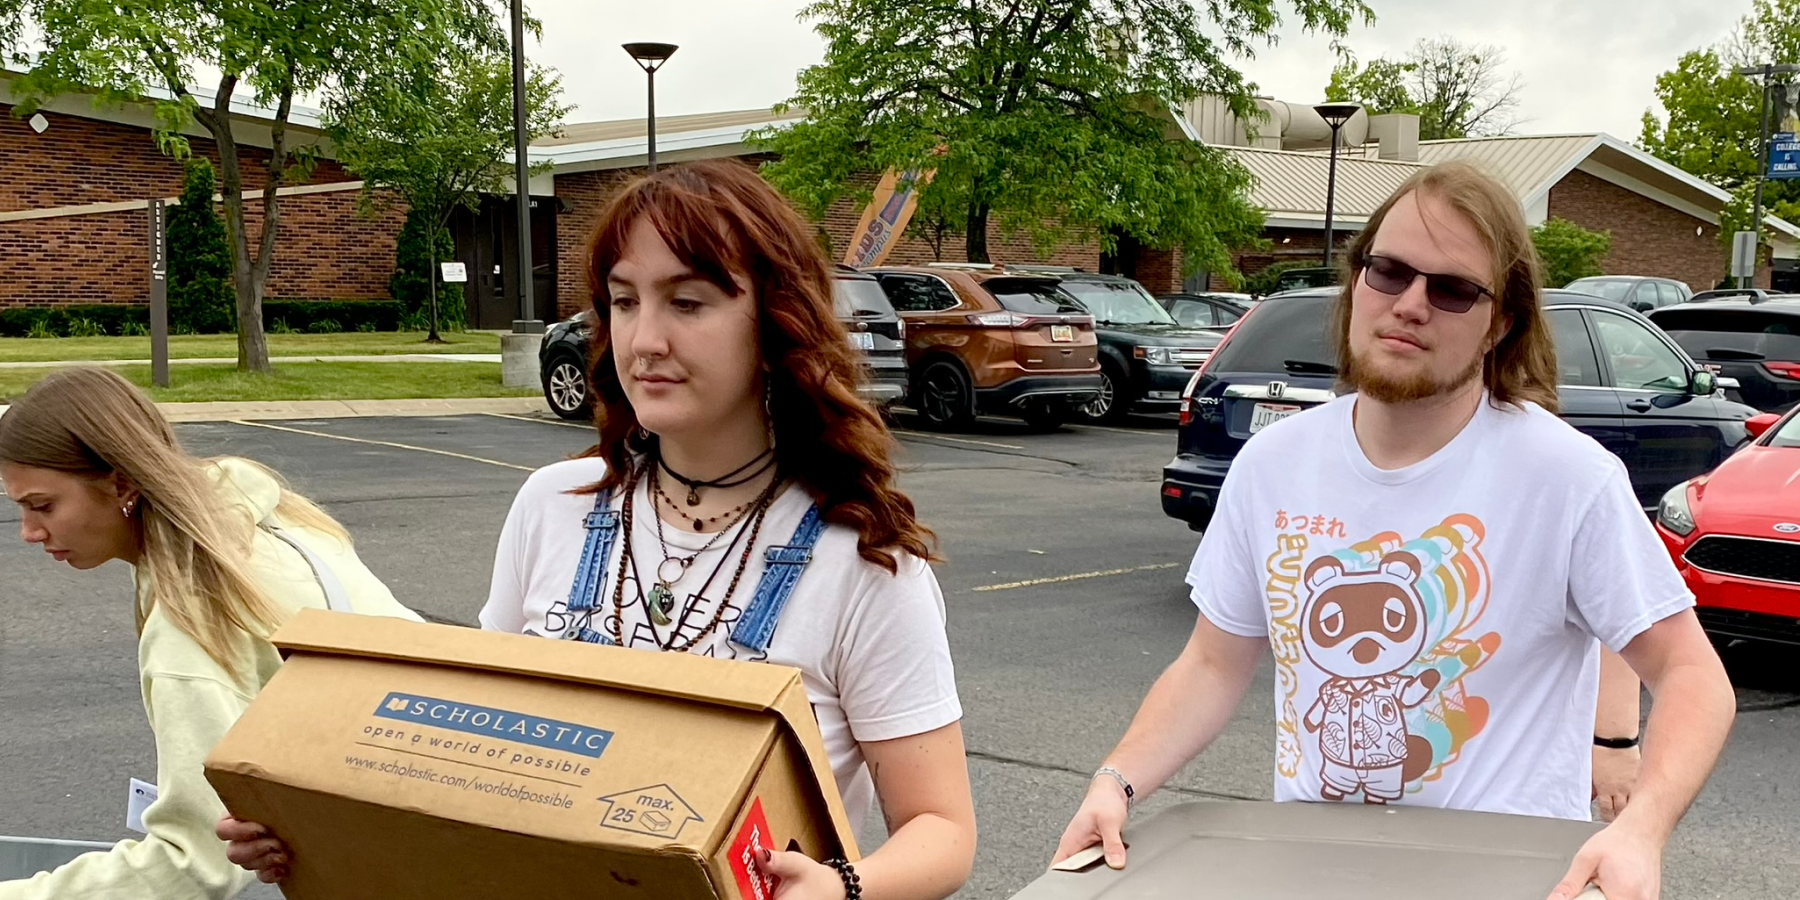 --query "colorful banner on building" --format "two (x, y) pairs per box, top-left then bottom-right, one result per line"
(842, 167), (937, 268)
(1771, 132), (1800, 181)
